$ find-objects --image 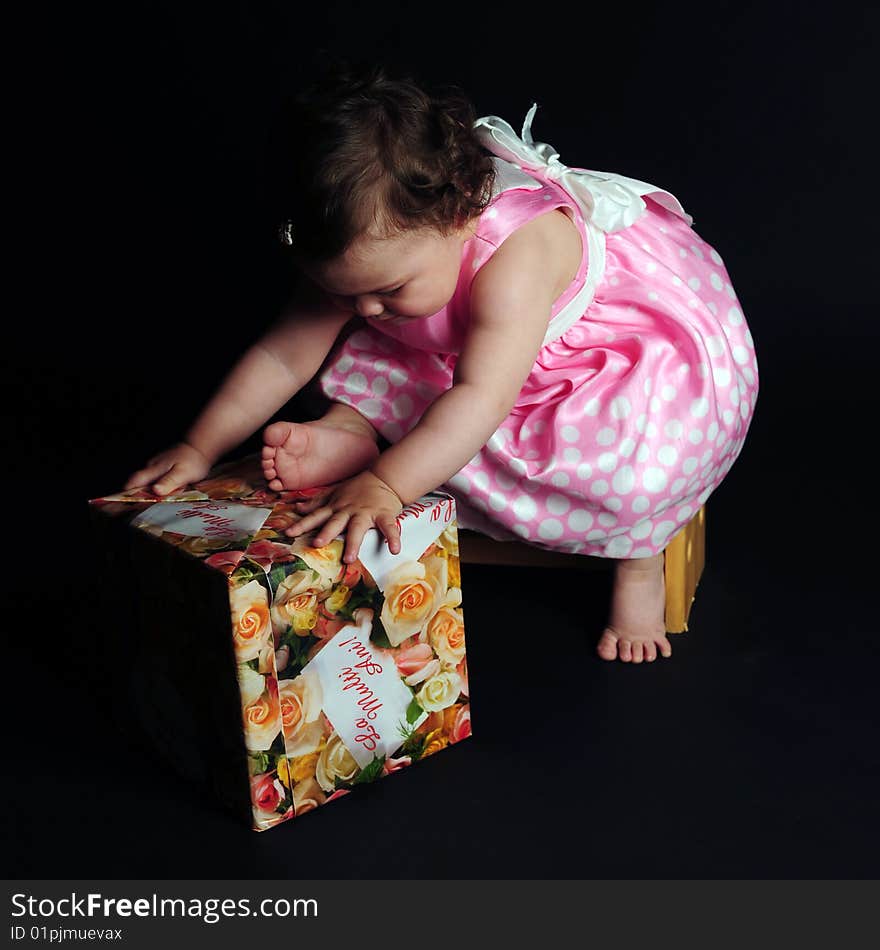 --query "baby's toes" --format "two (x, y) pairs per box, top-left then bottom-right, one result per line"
(268, 477), (284, 492)
(596, 630), (619, 662)
(618, 638), (633, 663)
(643, 641), (657, 662)
(631, 641), (644, 664)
